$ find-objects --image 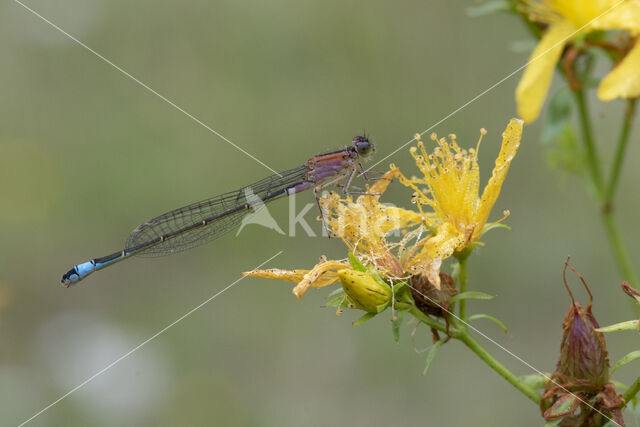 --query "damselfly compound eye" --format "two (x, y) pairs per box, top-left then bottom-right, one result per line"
(352, 135), (374, 156)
